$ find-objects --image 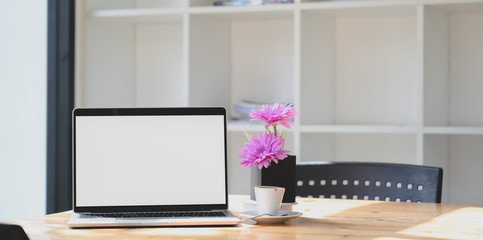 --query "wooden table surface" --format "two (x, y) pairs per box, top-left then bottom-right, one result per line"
(11, 195), (483, 240)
